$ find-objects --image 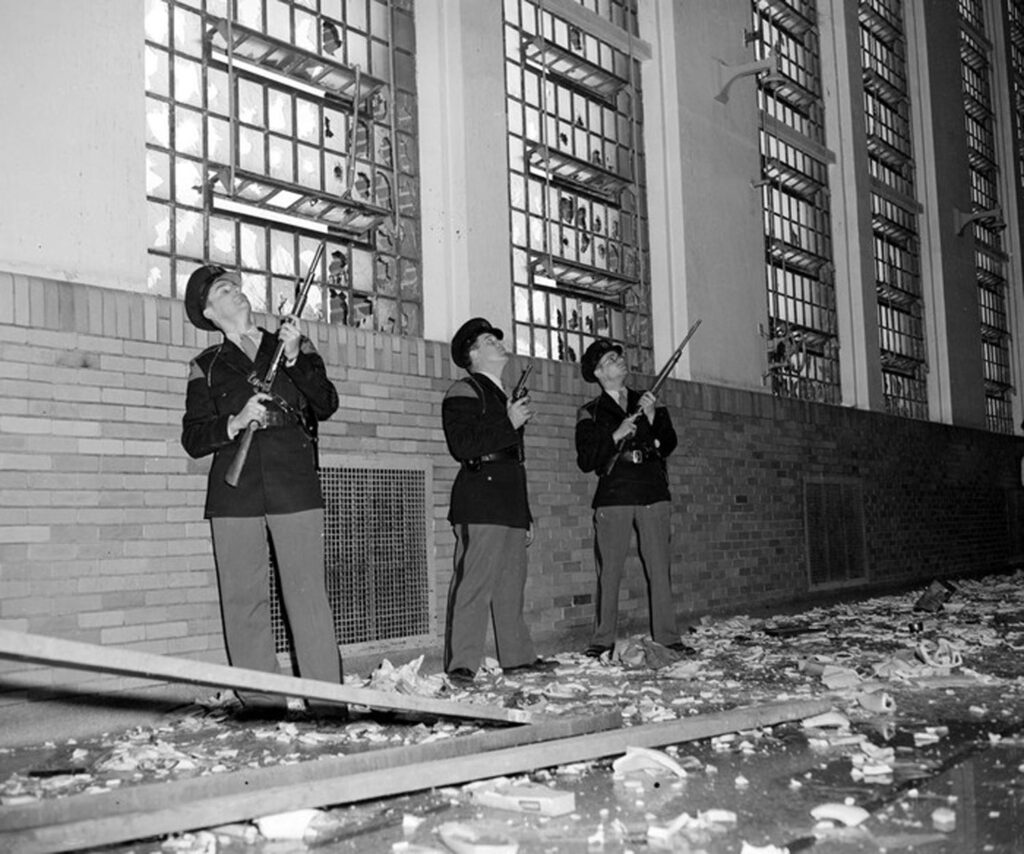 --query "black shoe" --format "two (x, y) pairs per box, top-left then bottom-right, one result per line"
(301, 703), (351, 725)
(584, 644), (613, 659)
(502, 658), (558, 675)
(232, 702), (289, 723)
(446, 667), (476, 687)
(665, 641), (697, 655)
